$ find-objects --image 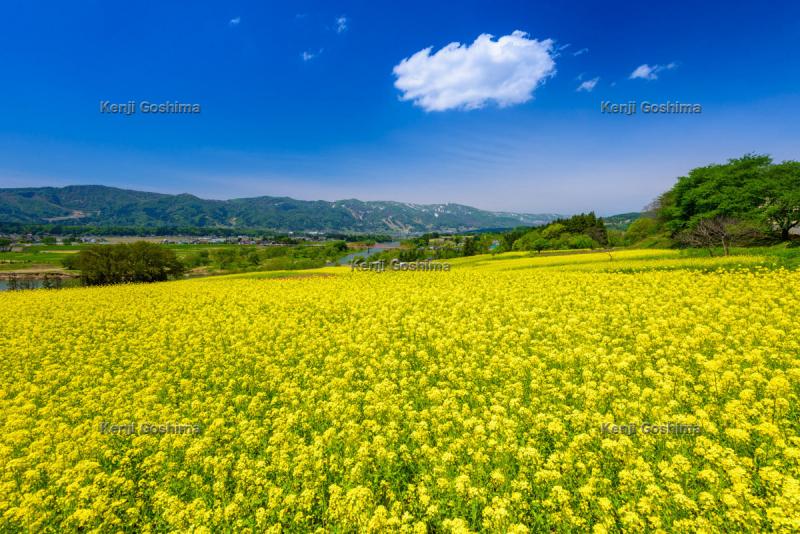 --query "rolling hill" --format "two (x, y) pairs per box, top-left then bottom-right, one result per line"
(0, 185), (560, 233)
